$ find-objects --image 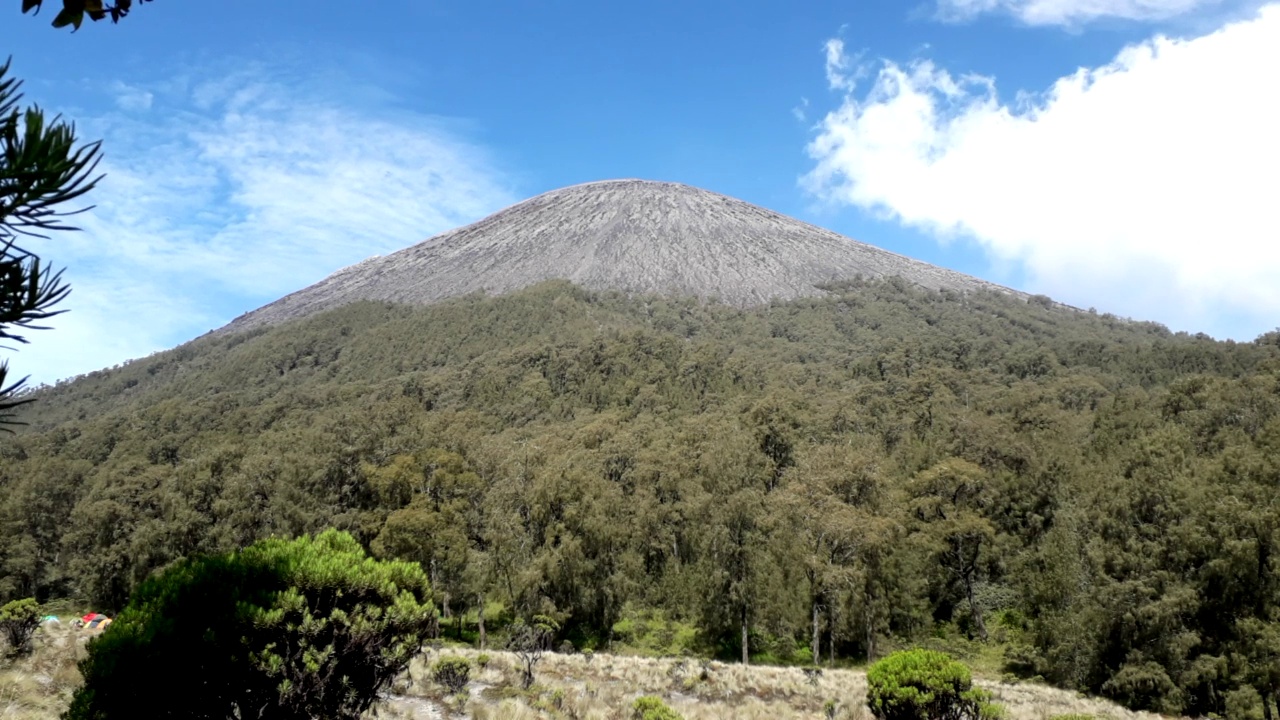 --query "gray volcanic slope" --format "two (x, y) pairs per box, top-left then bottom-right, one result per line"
(223, 179), (1024, 332)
